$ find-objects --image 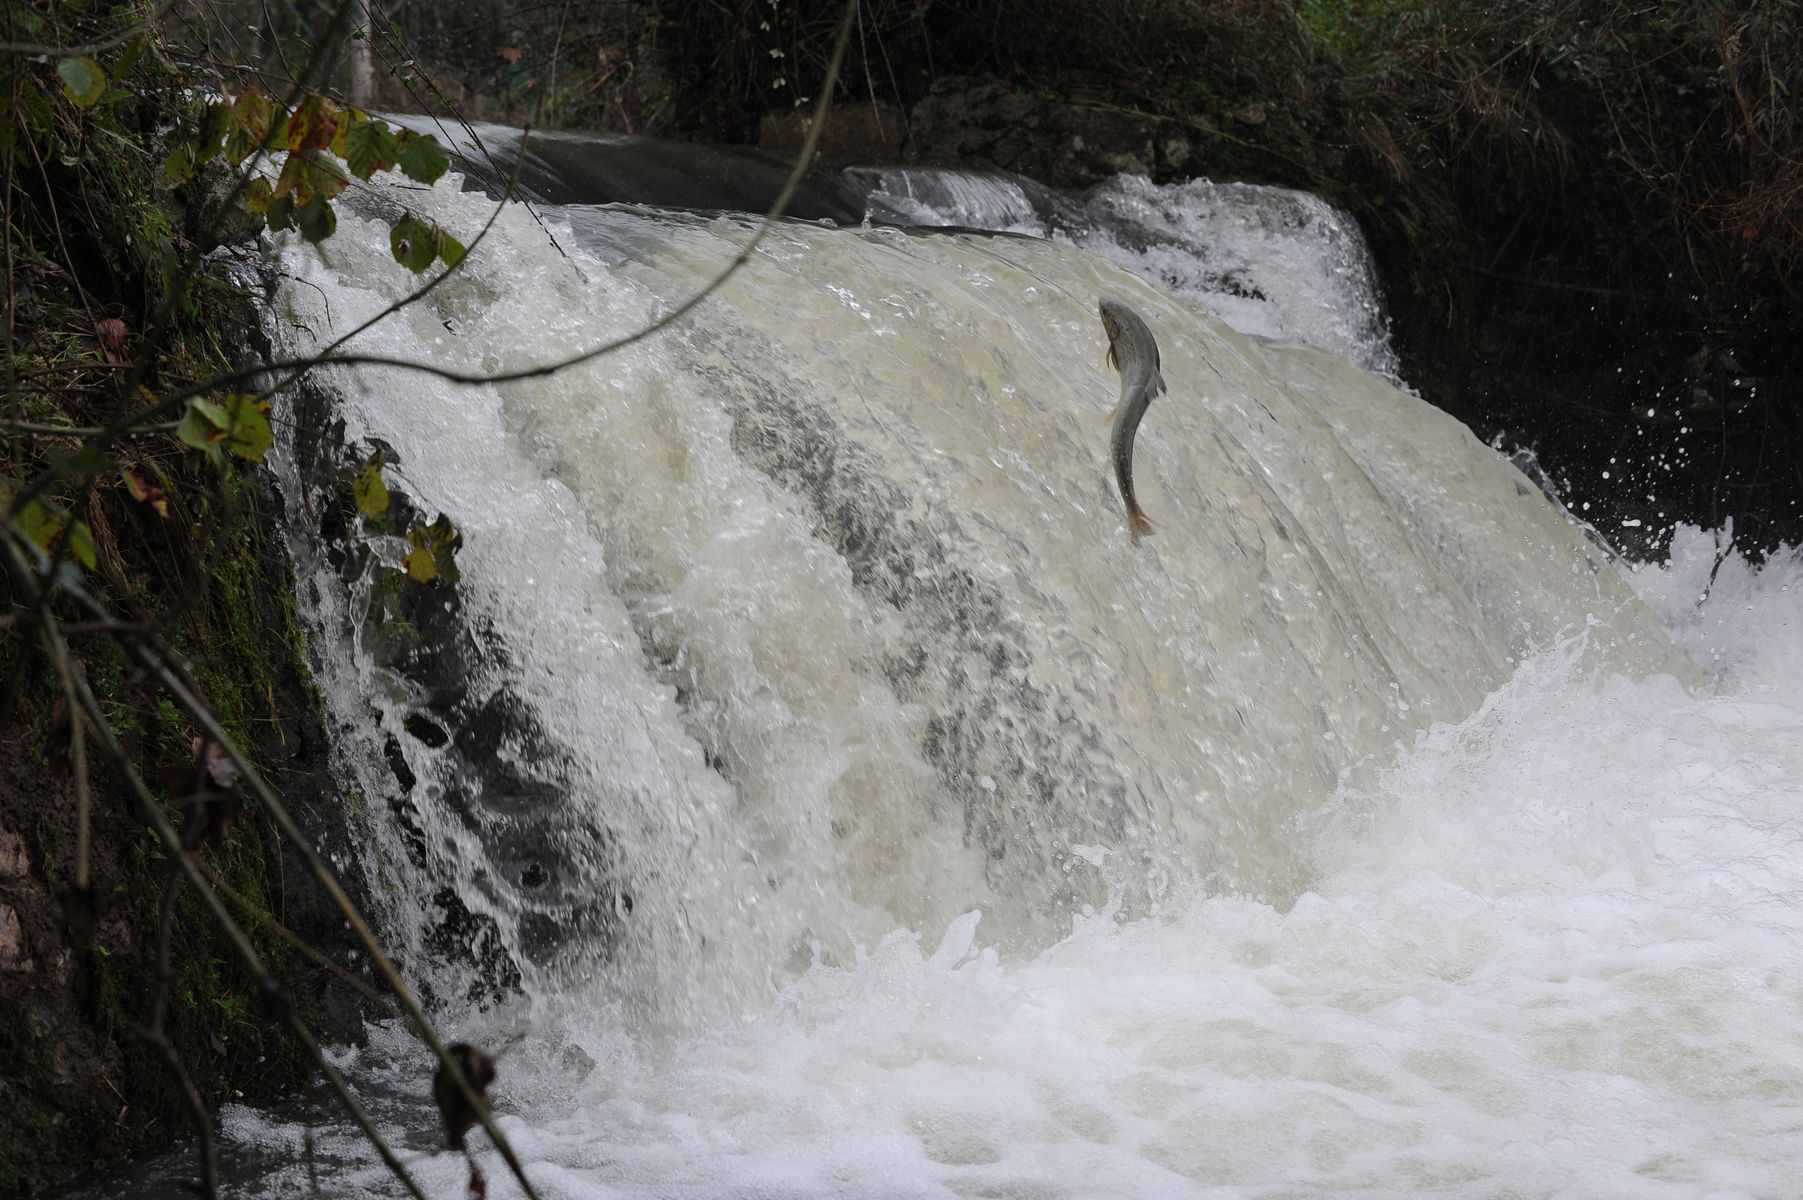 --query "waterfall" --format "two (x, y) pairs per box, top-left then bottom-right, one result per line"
(263, 157), (1691, 1033)
(48, 127), (1802, 1200)
(854, 167), (1403, 380)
